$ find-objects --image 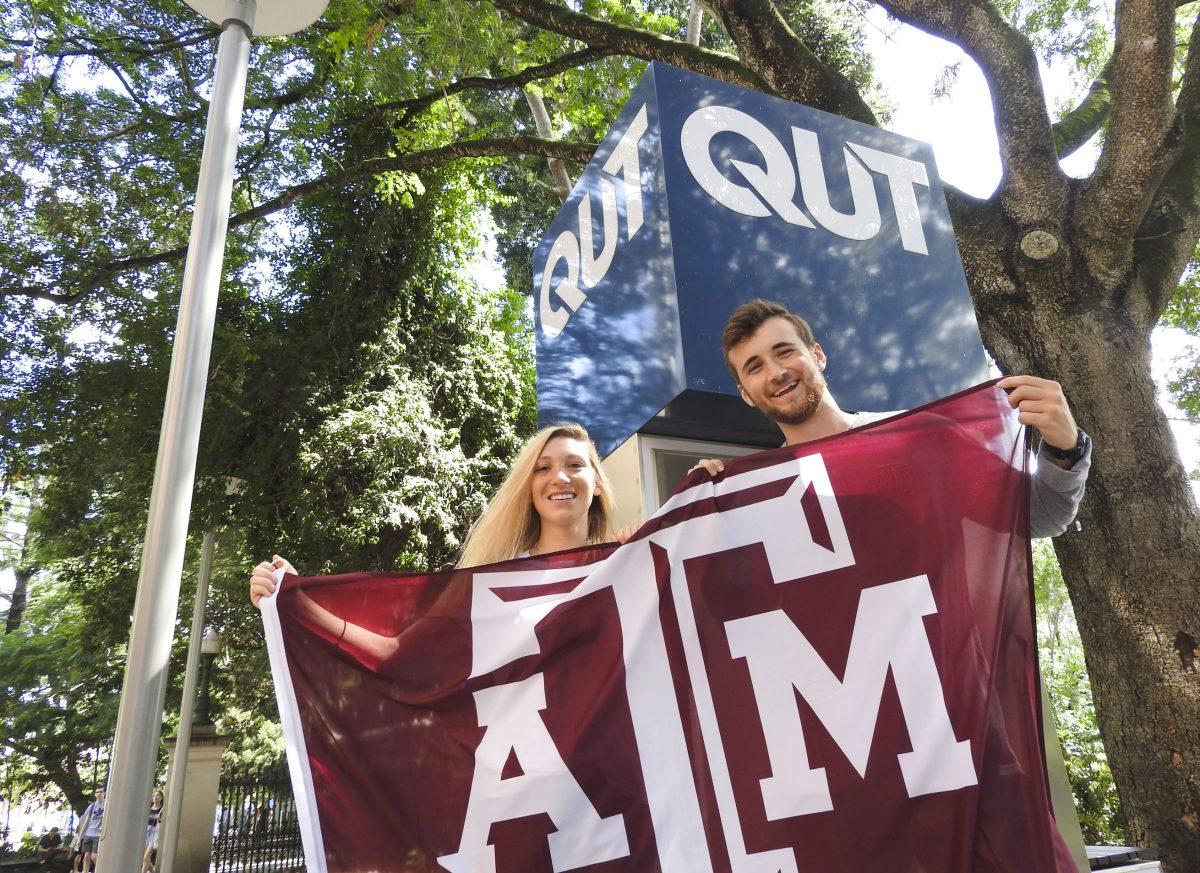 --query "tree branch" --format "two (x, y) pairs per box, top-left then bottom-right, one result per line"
(253, 69), (331, 112)
(524, 90), (572, 200)
(40, 65), (326, 149)
(1131, 11), (1200, 325)
(876, 1), (1066, 227)
(1076, 0), (1179, 289)
(26, 27), (215, 65)
(90, 52), (189, 123)
(703, 0), (876, 123)
(236, 108), (280, 187)
(0, 136), (598, 306)
(2, 736), (48, 760)
(61, 118), (152, 145)
(480, 0), (771, 93)
(232, 136), (594, 225)
(1052, 59), (1113, 158)
(339, 47), (613, 129)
